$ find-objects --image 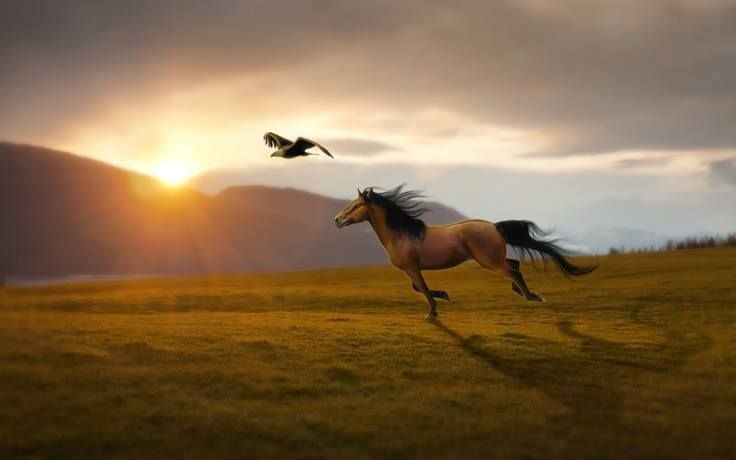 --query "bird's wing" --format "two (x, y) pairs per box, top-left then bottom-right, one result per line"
(263, 132), (293, 149)
(293, 137), (334, 158)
